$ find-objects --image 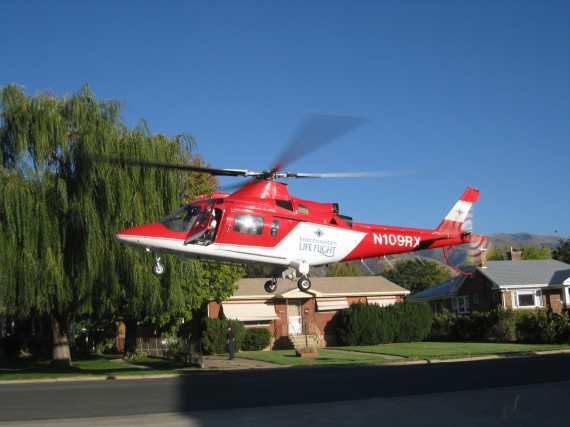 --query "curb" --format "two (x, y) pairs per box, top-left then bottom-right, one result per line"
(2, 349), (570, 383)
